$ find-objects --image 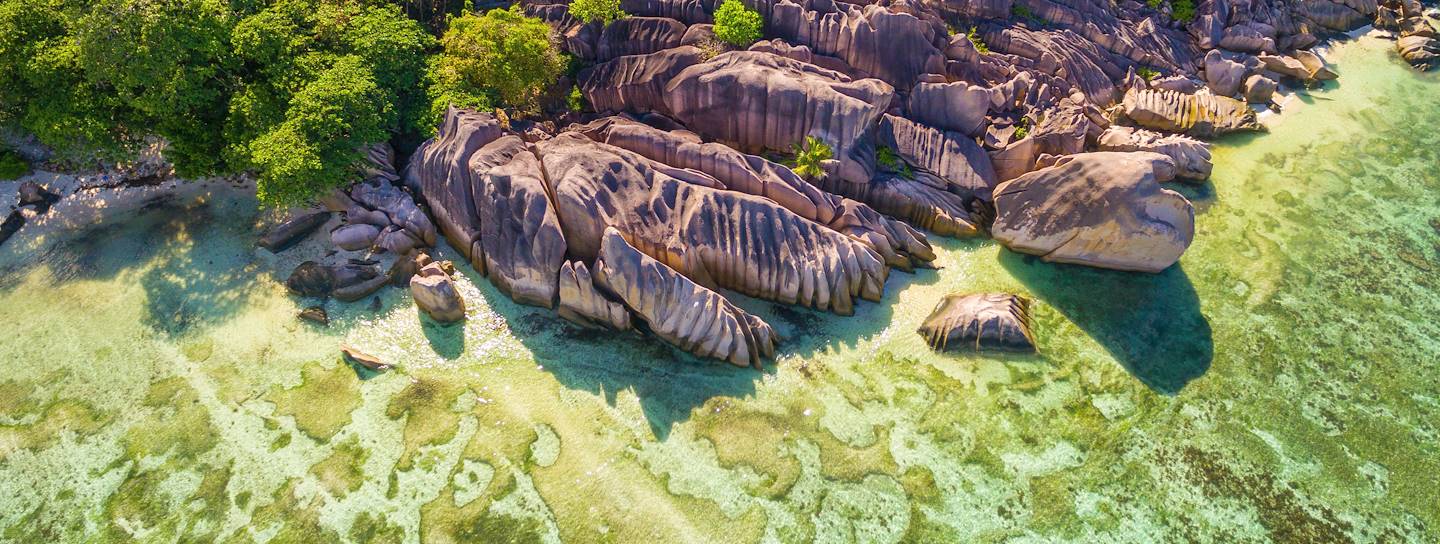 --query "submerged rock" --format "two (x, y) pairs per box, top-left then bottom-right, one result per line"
(917, 293), (1036, 352)
(991, 152), (1195, 273)
(298, 306), (329, 326)
(286, 261), (336, 297)
(410, 262), (466, 323)
(258, 211), (330, 253)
